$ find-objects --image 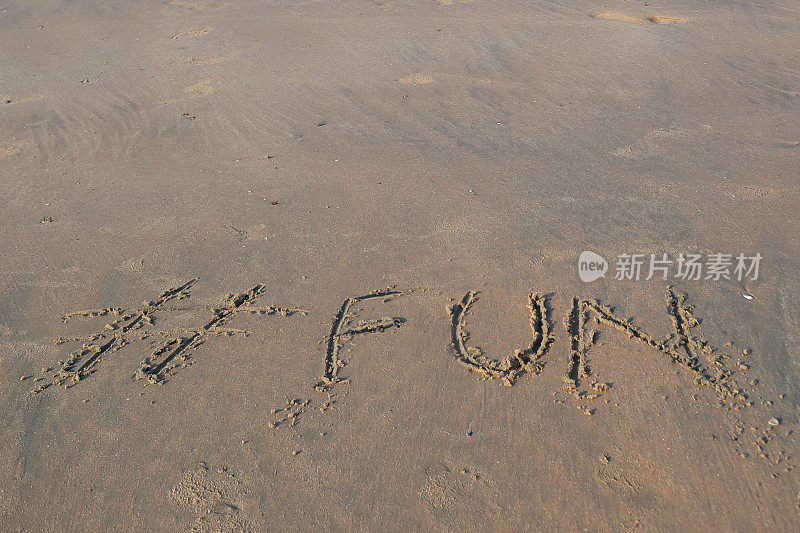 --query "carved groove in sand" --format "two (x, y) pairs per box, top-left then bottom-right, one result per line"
(317, 288), (406, 390)
(563, 287), (744, 405)
(35, 282), (746, 406)
(448, 292), (553, 385)
(34, 281), (792, 478)
(136, 283), (306, 383)
(32, 279), (306, 392)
